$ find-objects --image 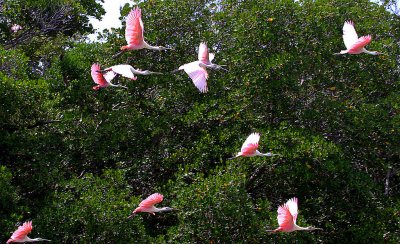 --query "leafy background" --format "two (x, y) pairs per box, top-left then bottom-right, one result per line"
(1, 0), (399, 242)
